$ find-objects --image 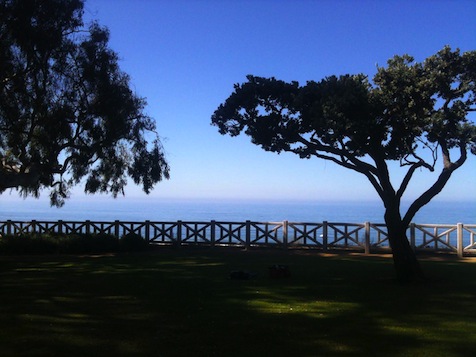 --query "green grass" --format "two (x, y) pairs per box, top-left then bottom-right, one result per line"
(1, 249), (475, 357)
